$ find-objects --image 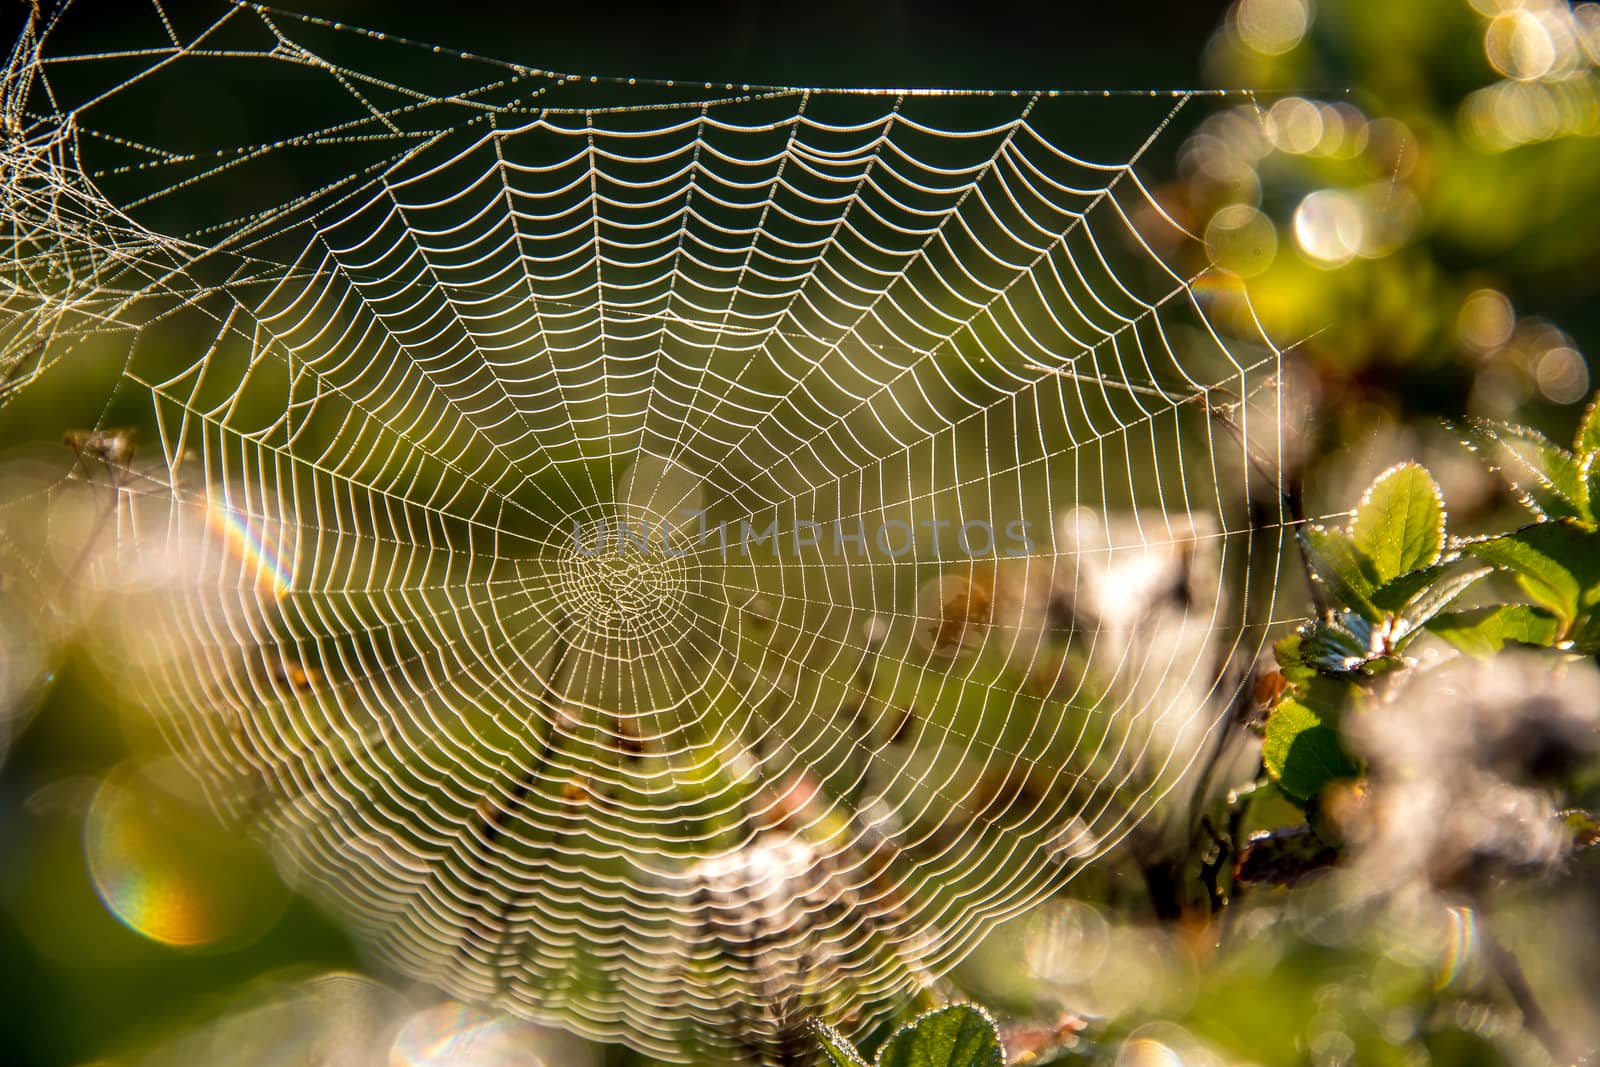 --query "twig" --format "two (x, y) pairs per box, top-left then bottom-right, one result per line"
(1197, 815), (1232, 913)
(1480, 918), (1571, 1065)
(1206, 384), (1326, 617)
